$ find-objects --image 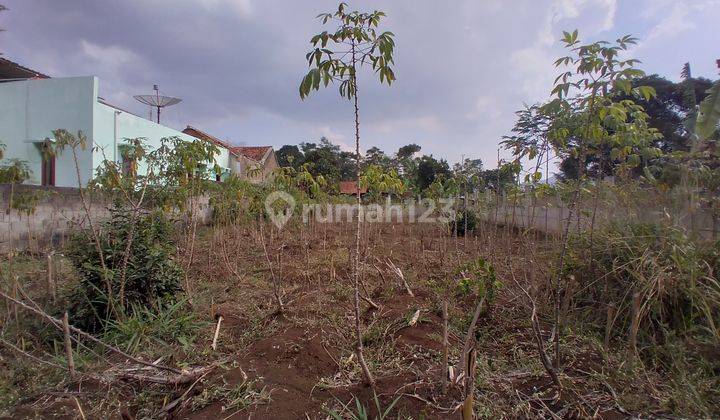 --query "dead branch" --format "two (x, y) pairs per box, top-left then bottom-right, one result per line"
(0, 289), (182, 374)
(107, 365), (215, 386)
(385, 258), (414, 297)
(459, 297), (485, 378)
